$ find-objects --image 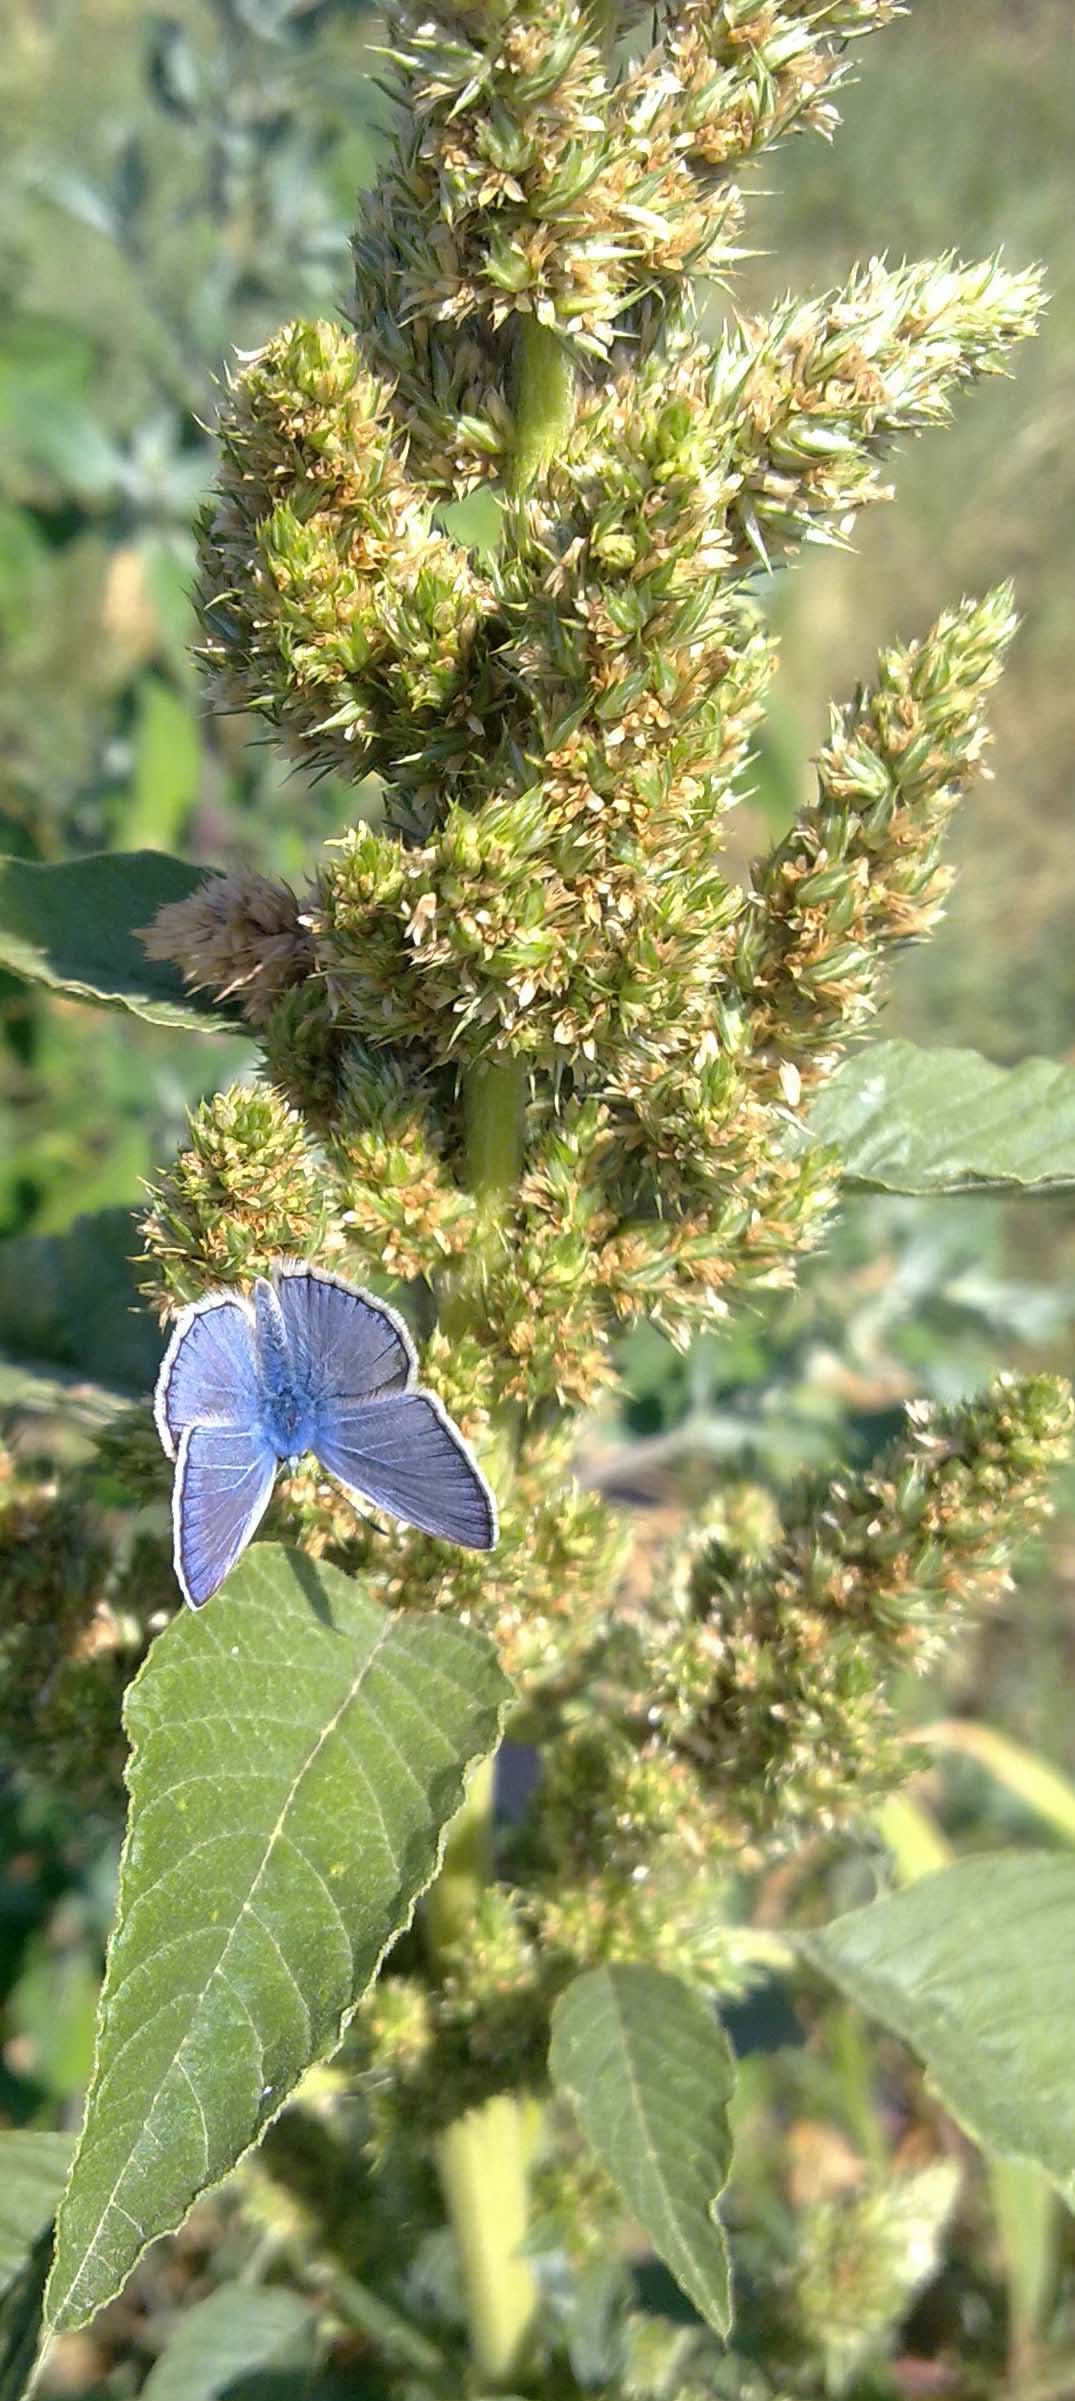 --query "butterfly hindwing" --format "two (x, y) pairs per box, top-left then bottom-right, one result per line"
(154, 1294), (261, 1463)
(154, 1260), (497, 1606)
(272, 1264), (415, 1408)
(172, 1421), (278, 1609)
(312, 1390), (497, 1552)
